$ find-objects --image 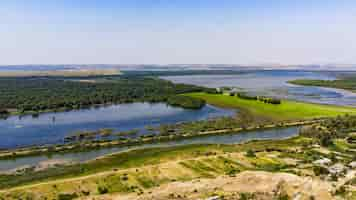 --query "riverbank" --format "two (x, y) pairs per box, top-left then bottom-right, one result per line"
(0, 136), (312, 190)
(1, 132), (355, 199)
(0, 119), (318, 160)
